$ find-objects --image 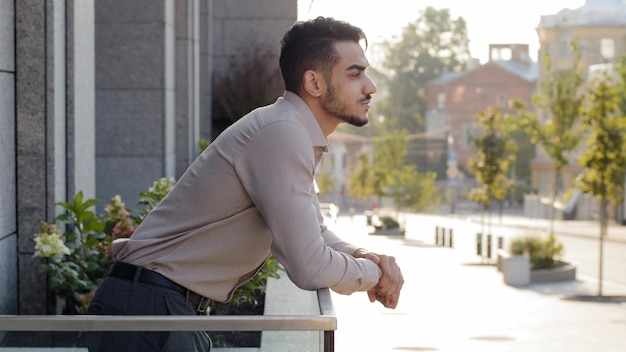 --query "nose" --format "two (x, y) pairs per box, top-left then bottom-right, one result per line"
(364, 74), (377, 95)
